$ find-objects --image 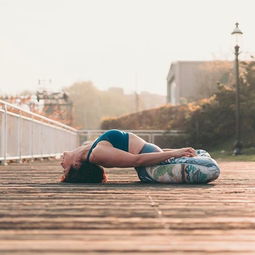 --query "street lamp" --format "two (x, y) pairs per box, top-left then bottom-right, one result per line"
(231, 22), (243, 155)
